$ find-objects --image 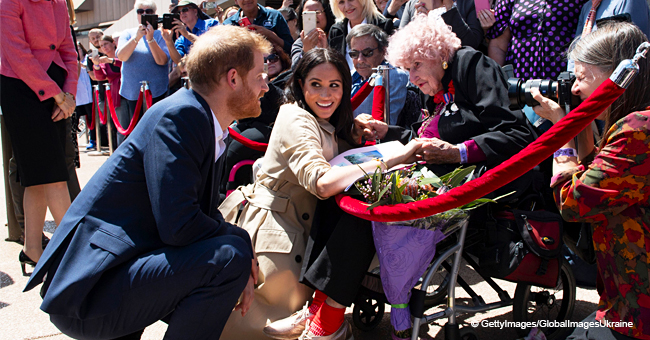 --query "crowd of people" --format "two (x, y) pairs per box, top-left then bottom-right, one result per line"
(2, 0), (650, 339)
